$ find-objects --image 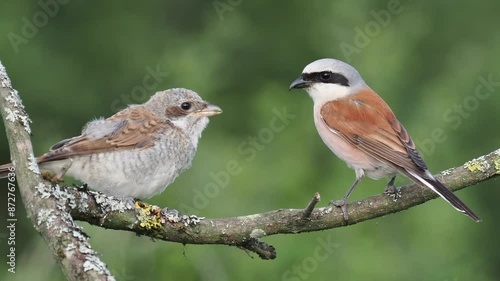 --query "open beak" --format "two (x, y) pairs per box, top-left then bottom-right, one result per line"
(289, 75), (311, 90)
(196, 103), (223, 117)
